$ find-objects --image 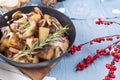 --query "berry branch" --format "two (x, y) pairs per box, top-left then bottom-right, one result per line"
(76, 40), (120, 71)
(103, 43), (120, 80)
(69, 34), (120, 55)
(95, 18), (120, 26)
(69, 18), (120, 80)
